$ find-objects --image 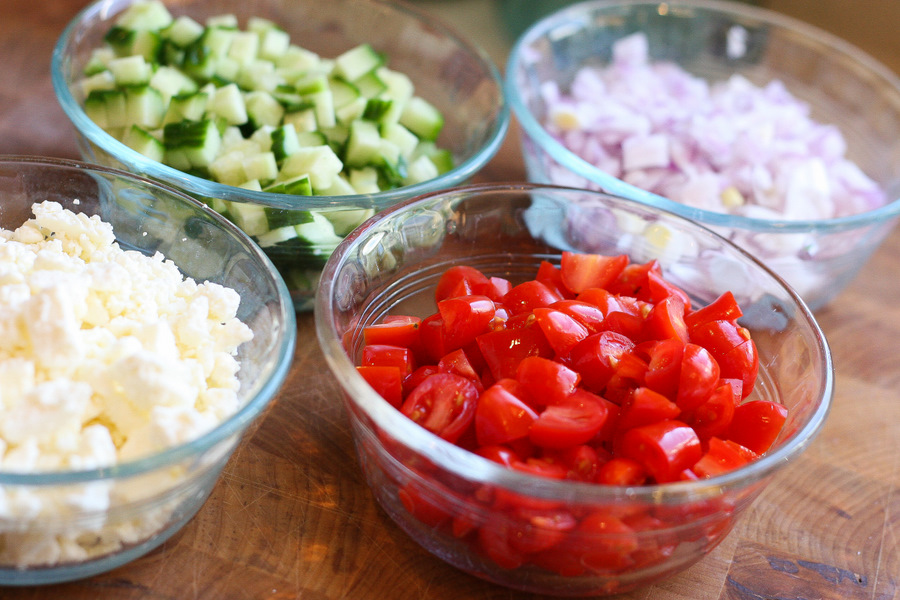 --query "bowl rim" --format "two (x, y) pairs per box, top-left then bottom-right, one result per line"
(0, 154), (297, 485)
(315, 181), (835, 504)
(504, 0), (900, 233)
(50, 0), (510, 211)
